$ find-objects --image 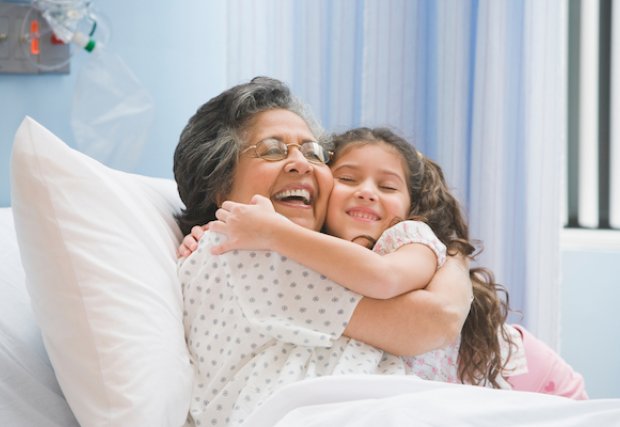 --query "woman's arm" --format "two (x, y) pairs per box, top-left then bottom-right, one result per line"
(344, 254), (472, 356)
(180, 227), (471, 356)
(209, 196), (439, 299)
